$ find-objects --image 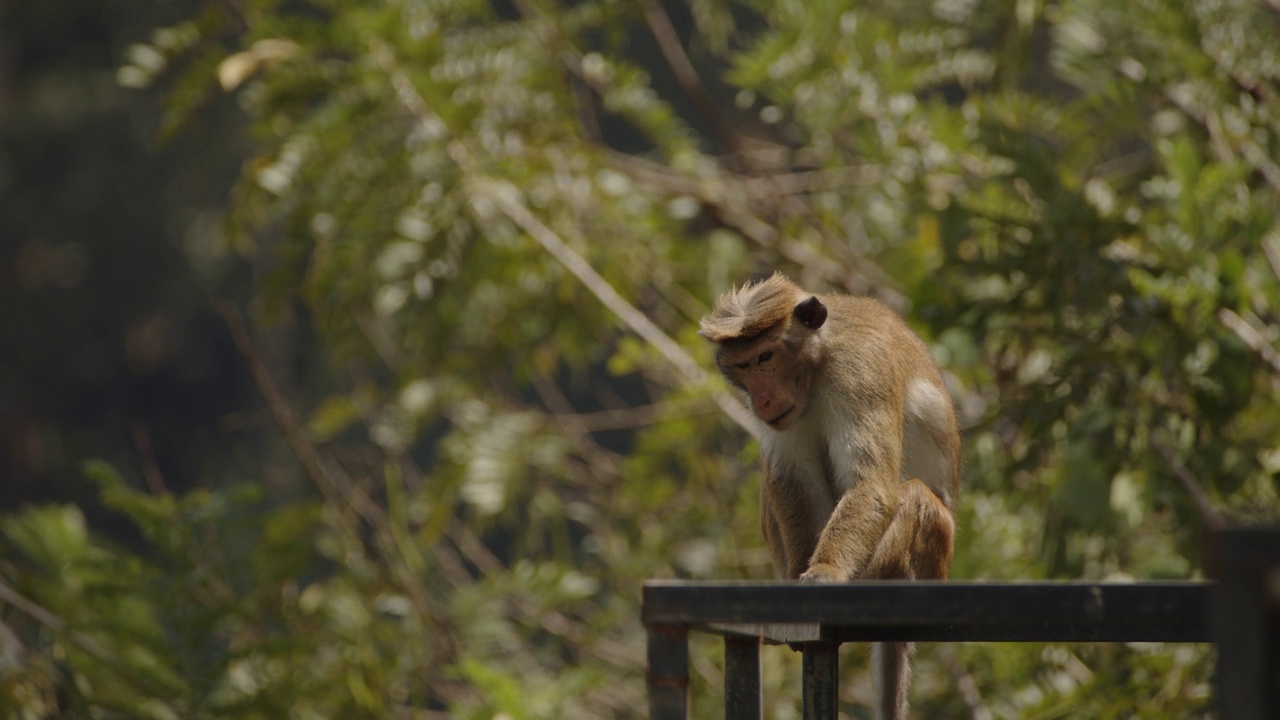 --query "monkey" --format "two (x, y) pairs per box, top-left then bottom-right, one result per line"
(700, 272), (960, 720)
